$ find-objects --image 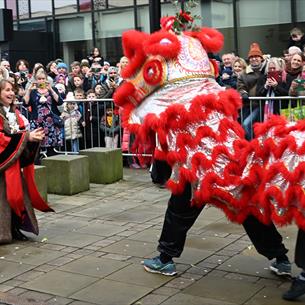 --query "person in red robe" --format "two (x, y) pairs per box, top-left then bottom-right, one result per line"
(0, 79), (54, 244)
